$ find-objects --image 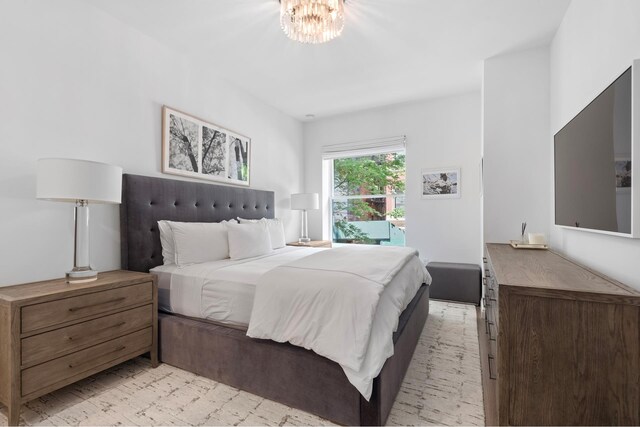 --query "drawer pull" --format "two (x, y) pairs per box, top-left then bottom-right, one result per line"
(485, 269), (491, 278)
(483, 257), (487, 263)
(68, 297), (126, 313)
(483, 277), (487, 286)
(488, 321), (496, 341)
(68, 345), (127, 369)
(97, 321), (127, 333)
(67, 321), (127, 341)
(488, 354), (497, 380)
